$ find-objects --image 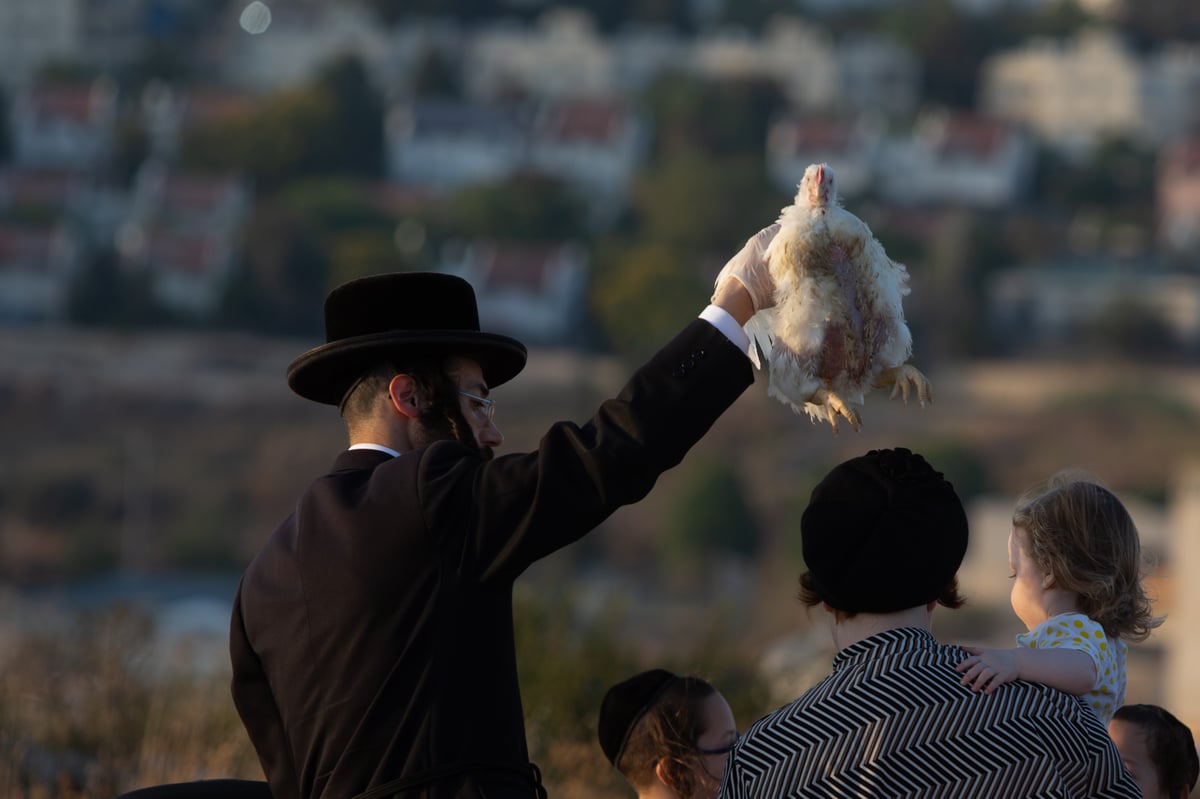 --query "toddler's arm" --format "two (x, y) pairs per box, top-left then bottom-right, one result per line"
(954, 645), (1097, 696)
